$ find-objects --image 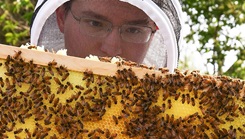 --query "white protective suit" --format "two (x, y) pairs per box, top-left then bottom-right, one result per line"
(30, 0), (183, 73)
